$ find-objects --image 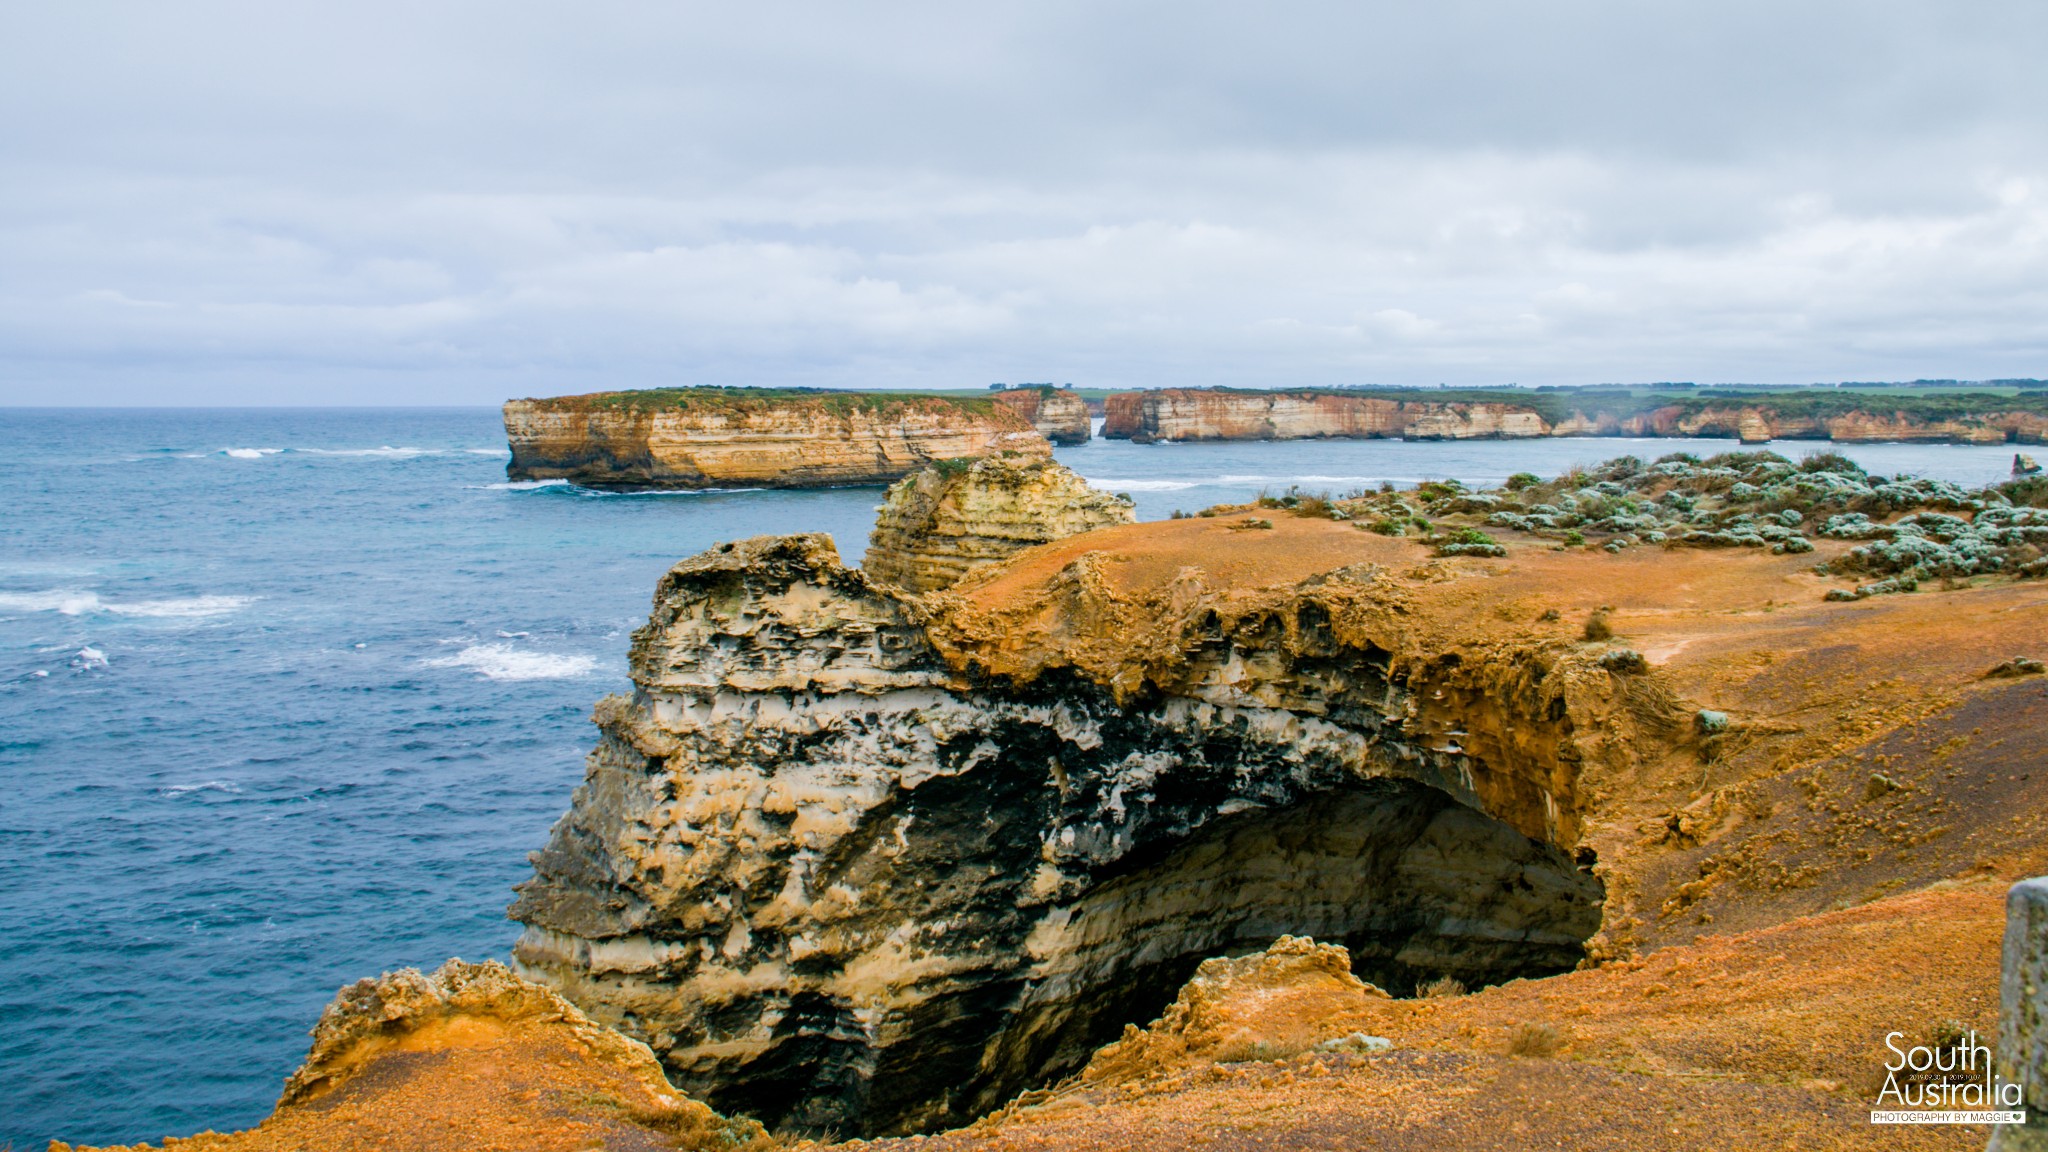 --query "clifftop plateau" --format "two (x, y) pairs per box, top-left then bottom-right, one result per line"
(1102, 386), (2048, 445)
(504, 388), (1050, 489)
(992, 387), (1092, 445)
(507, 450), (2048, 1137)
